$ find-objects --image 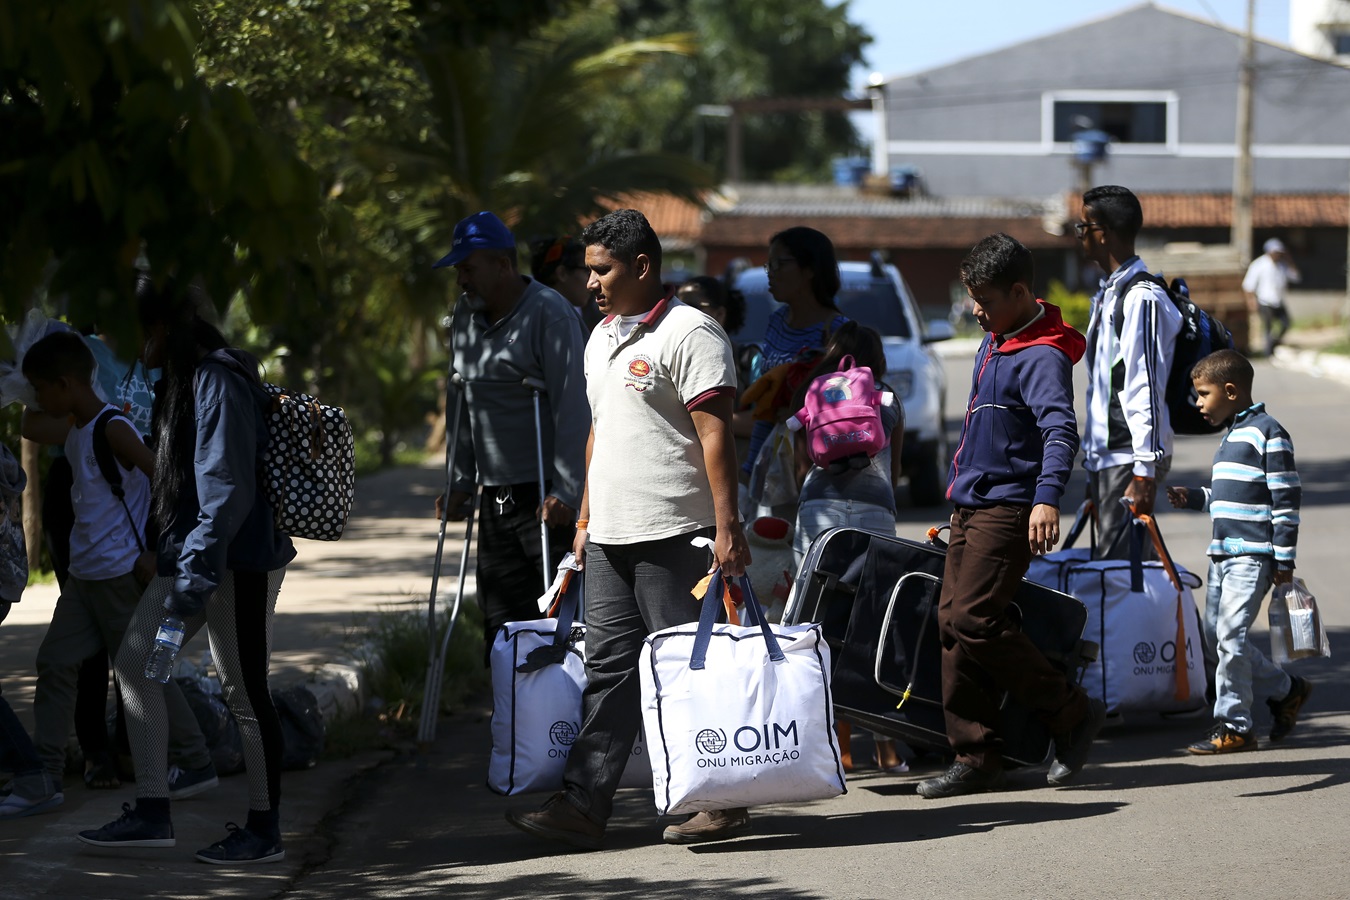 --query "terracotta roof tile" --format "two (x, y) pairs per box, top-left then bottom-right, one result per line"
(604, 192), (706, 241)
(1140, 193), (1349, 228)
(701, 213), (1070, 250)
